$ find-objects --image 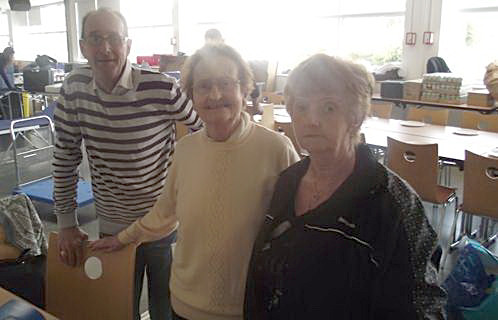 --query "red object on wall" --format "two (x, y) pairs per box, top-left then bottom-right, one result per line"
(405, 32), (416, 45)
(423, 31), (434, 45)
